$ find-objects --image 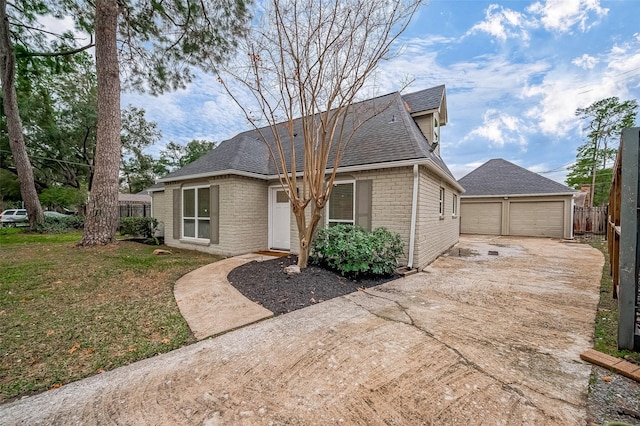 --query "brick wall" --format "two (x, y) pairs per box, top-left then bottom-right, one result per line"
(287, 168), (414, 264)
(159, 176), (268, 256)
(355, 167), (414, 265)
(153, 165), (460, 265)
(151, 190), (168, 237)
(414, 166), (460, 269)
